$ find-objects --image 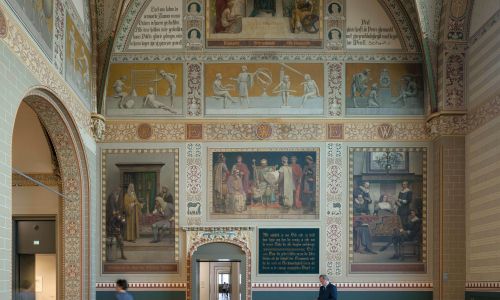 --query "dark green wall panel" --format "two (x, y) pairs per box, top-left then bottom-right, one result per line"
(465, 291), (500, 299)
(252, 290), (433, 300)
(96, 291), (185, 300)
